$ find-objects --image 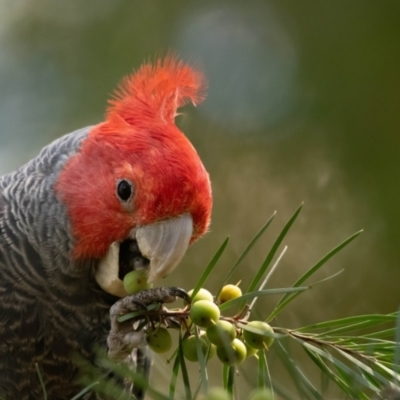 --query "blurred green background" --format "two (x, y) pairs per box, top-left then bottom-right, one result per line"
(1, 1), (399, 397)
